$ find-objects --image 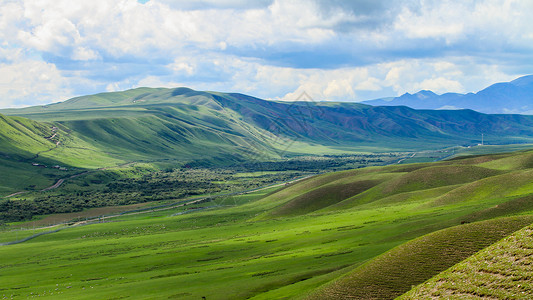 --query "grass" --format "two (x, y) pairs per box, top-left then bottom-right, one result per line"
(1, 149), (533, 299)
(400, 224), (533, 299)
(307, 216), (533, 300)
